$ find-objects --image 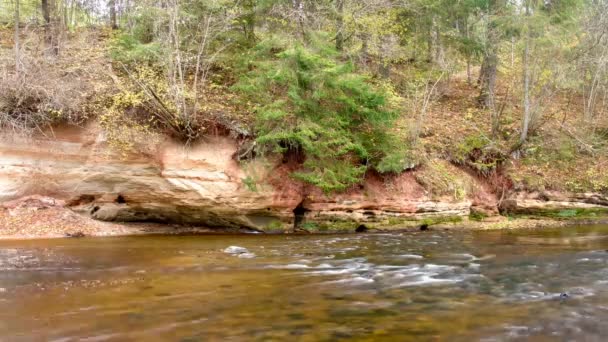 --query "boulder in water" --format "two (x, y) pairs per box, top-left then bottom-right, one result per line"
(223, 246), (250, 255)
(238, 253), (256, 259)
